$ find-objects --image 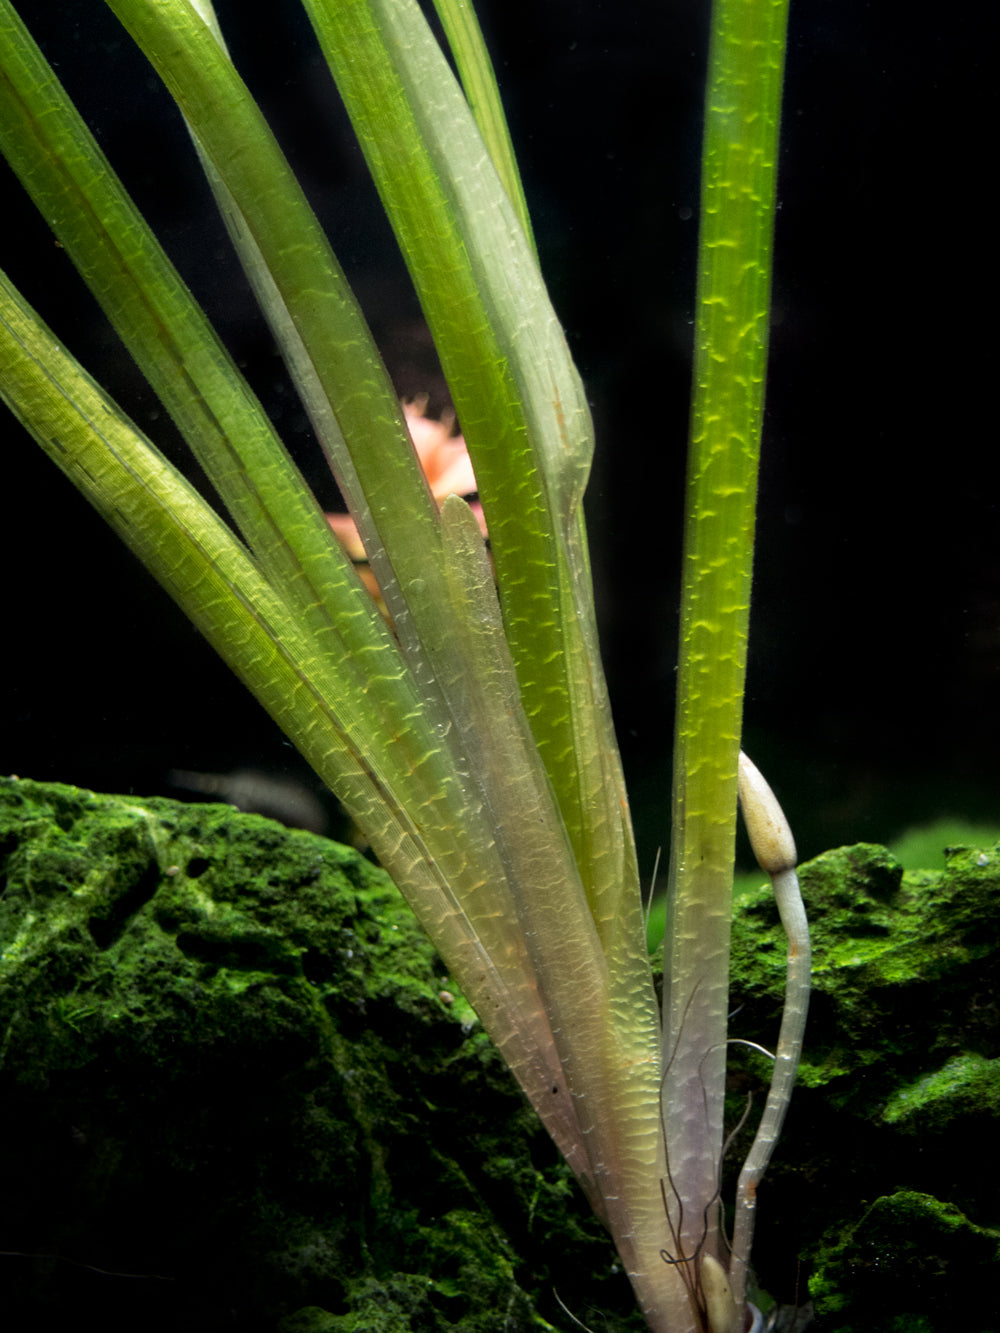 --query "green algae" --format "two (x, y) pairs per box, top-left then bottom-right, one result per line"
(808, 1191), (1000, 1333)
(0, 777), (641, 1333)
(726, 840), (1000, 1328)
(883, 1053), (1000, 1130)
(3, 779), (999, 1330)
